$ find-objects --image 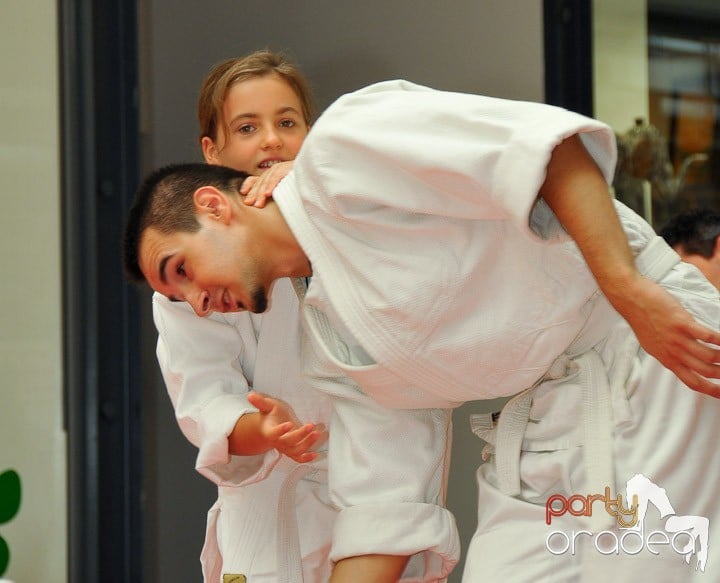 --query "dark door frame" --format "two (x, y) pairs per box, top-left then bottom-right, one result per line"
(544, 0), (593, 115)
(59, 0), (143, 581)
